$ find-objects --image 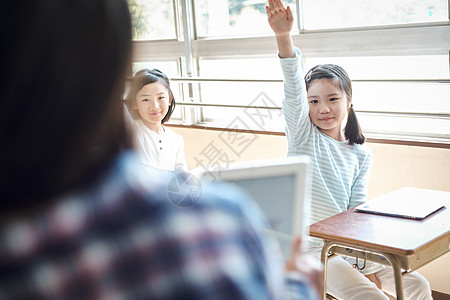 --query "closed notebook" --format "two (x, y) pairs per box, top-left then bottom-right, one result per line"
(355, 187), (447, 220)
